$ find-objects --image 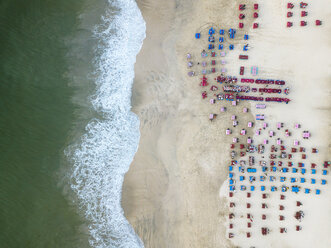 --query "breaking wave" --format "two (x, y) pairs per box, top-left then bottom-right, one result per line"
(65, 0), (146, 247)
